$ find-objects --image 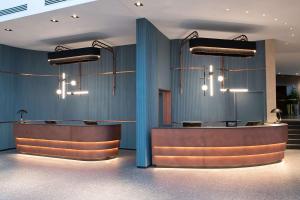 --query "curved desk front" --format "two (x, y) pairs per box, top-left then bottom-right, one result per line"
(14, 123), (121, 161)
(152, 124), (288, 168)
